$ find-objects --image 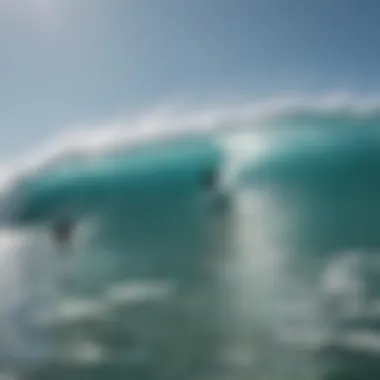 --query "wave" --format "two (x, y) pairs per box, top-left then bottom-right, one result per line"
(4, 92), (380, 189)
(2, 94), (380, 378)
